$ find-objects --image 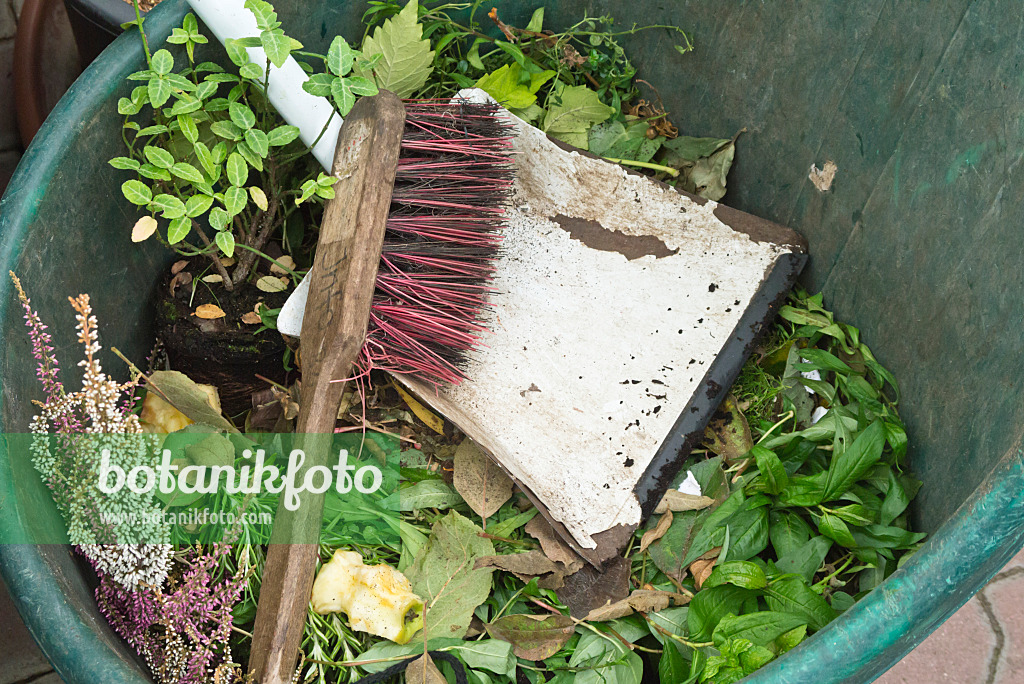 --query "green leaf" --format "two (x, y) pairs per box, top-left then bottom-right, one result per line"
(302, 73), (335, 97)
(193, 141), (218, 180)
(778, 472), (827, 507)
(683, 140), (736, 202)
(775, 536), (832, 583)
(569, 631), (643, 684)
(880, 469), (912, 525)
(184, 194), (214, 218)
(239, 62), (265, 81)
(226, 153), (248, 187)
(249, 186), (269, 211)
(168, 97), (202, 116)
(467, 37), (486, 70)
(215, 230), (236, 258)
(166, 216), (191, 244)
(138, 163), (171, 181)
(358, 0), (435, 98)
(244, 128), (269, 157)
(267, 124), (301, 146)
(151, 49), (174, 75)
(208, 207), (229, 231)
(453, 640), (516, 678)
(171, 162), (205, 184)
(588, 119), (663, 164)
(485, 507), (538, 539)
(382, 479), (463, 511)
(223, 186), (247, 217)
(243, 0), (275, 30)
(143, 145), (174, 170)
(688, 585), (750, 642)
(229, 102), (256, 129)
(224, 38), (251, 67)
(176, 114), (199, 144)
(261, 29), (300, 68)
(117, 97), (140, 115)
(525, 7), (545, 32)
(817, 511), (856, 547)
(475, 64), (540, 109)
(751, 445), (788, 495)
(147, 77), (171, 108)
(121, 180), (153, 205)
(850, 524), (926, 549)
(776, 624), (808, 654)
(235, 141), (264, 171)
(485, 614), (574, 661)
(662, 135), (730, 162)
(327, 36), (355, 76)
(704, 561), (767, 590)
(713, 612), (807, 647)
(330, 77), (356, 116)
(541, 82), (615, 150)
(659, 639), (686, 684)
(149, 193), (186, 219)
(109, 156), (140, 171)
(769, 510), (813, 559)
(404, 511), (494, 639)
(210, 120), (243, 141)
(822, 420), (885, 501)
(763, 576), (837, 631)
